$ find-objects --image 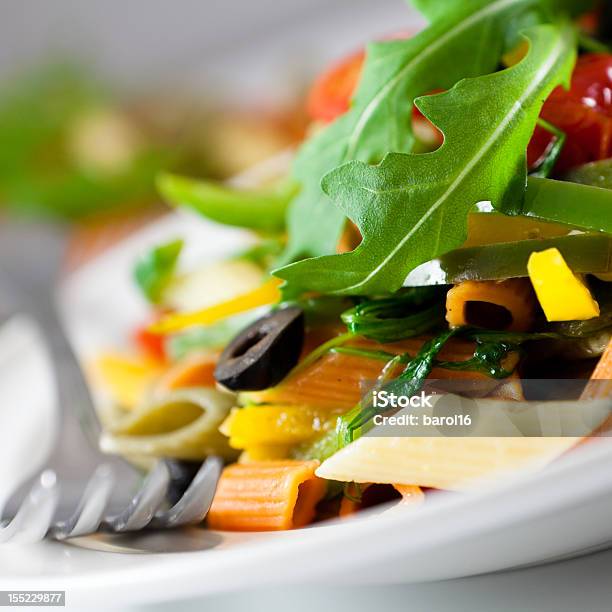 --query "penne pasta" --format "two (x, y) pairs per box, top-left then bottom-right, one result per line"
(316, 436), (578, 491)
(445, 279), (536, 332)
(100, 388), (238, 460)
(207, 460), (327, 531)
